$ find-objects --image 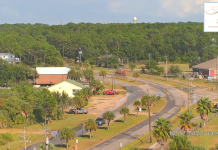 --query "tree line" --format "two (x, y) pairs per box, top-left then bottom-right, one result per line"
(0, 22), (218, 67)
